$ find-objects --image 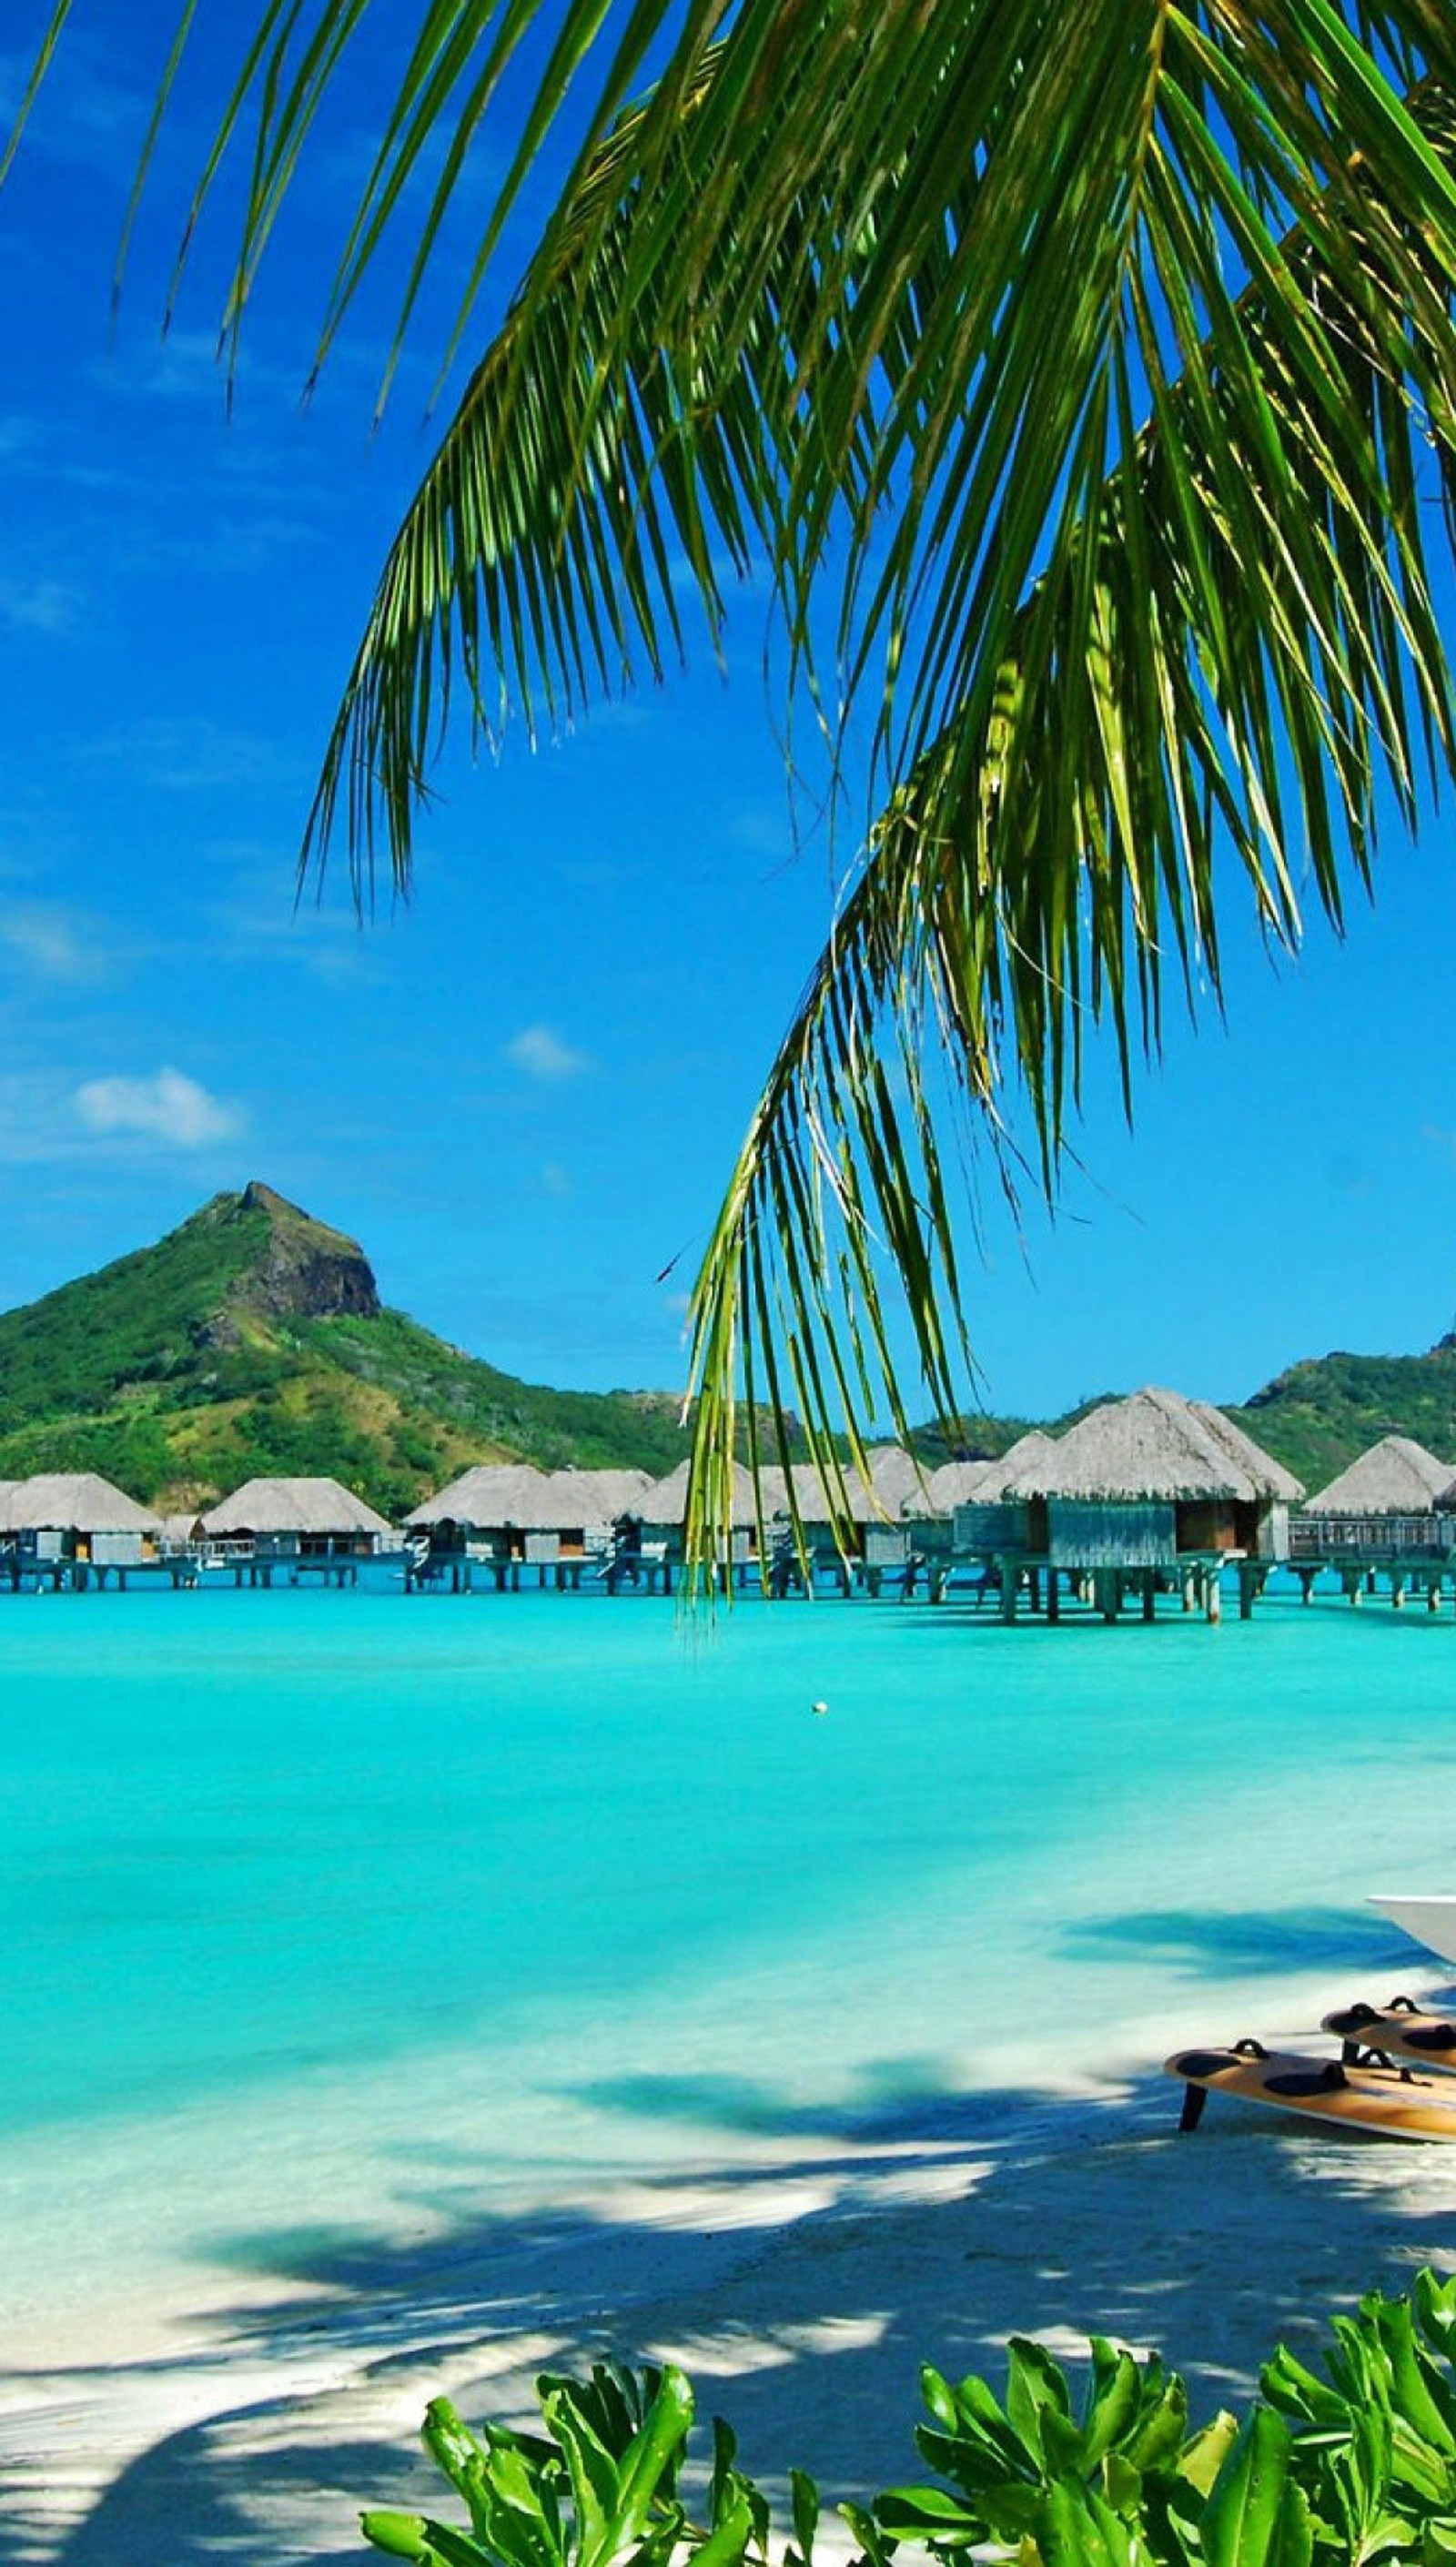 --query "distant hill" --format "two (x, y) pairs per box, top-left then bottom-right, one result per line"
(1227, 1348), (1456, 1494)
(913, 1349), (1456, 1498)
(3, 1182), (1451, 1513)
(0, 1183), (693, 1515)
